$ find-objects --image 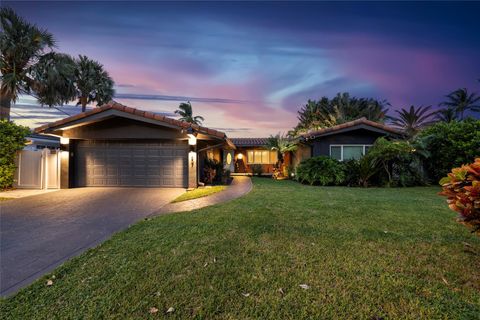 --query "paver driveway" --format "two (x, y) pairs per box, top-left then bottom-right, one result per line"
(0, 187), (184, 296)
